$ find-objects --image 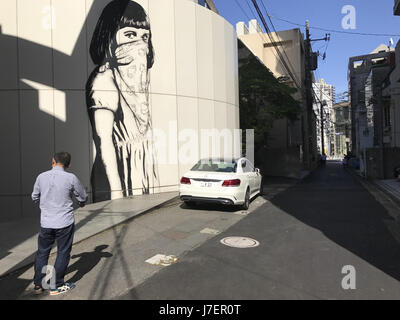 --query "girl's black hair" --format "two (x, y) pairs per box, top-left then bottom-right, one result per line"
(90, 0), (154, 68)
